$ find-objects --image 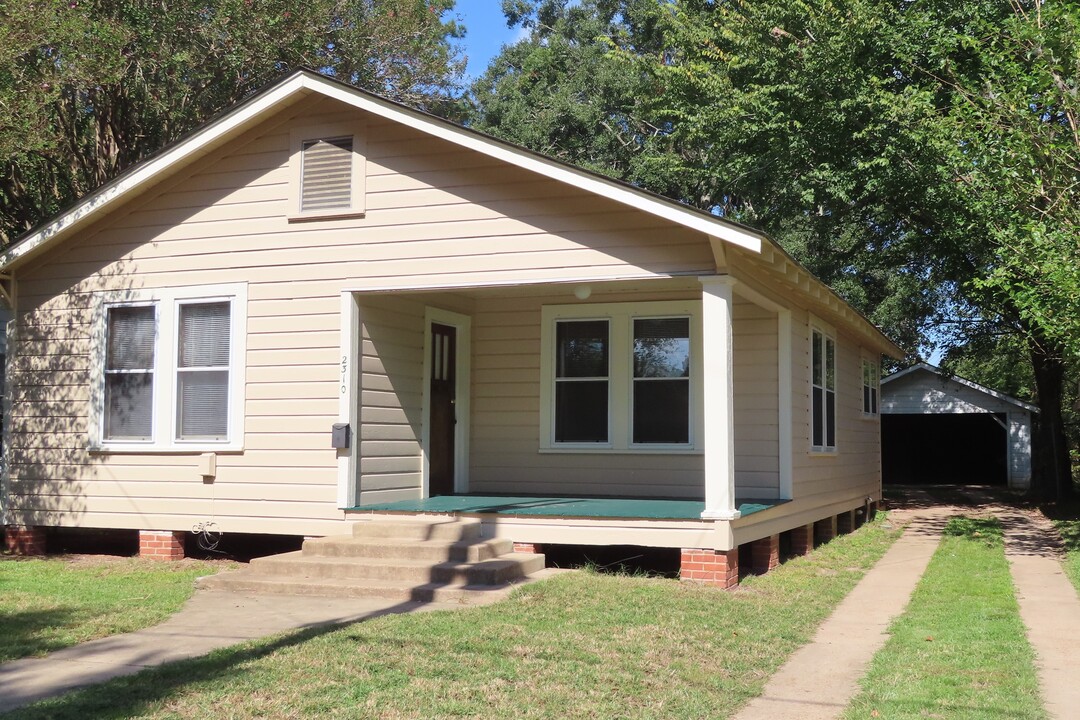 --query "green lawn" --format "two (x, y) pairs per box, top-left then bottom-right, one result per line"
(0, 556), (230, 663)
(8, 517), (900, 719)
(843, 516), (1045, 720)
